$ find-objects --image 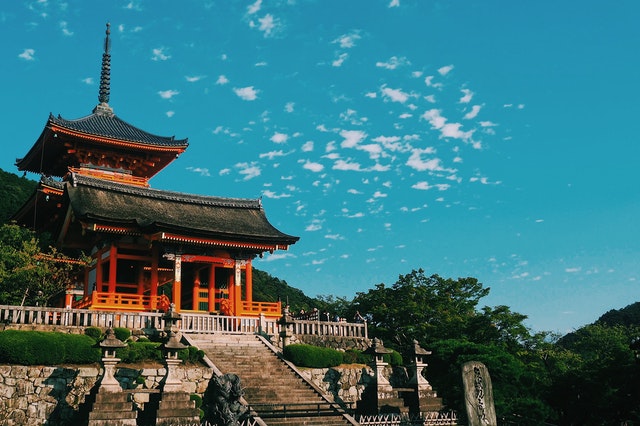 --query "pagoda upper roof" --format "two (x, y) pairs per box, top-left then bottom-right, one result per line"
(15, 111), (188, 179)
(65, 173), (299, 249)
(50, 111), (188, 148)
